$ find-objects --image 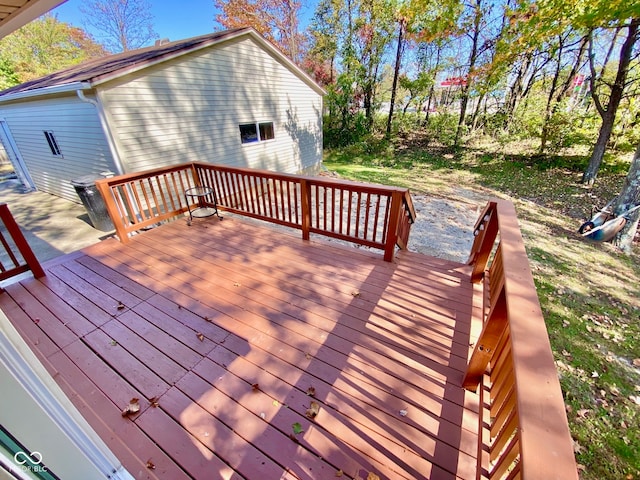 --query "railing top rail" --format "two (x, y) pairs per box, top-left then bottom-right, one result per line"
(193, 162), (411, 196)
(481, 199), (577, 479)
(95, 163), (194, 188)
